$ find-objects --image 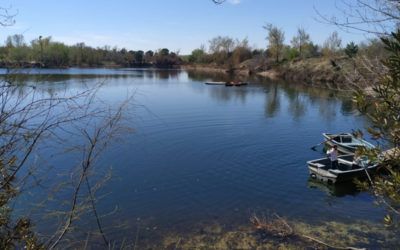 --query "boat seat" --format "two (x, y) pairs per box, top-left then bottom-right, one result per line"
(341, 137), (352, 143)
(338, 159), (352, 166)
(328, 169), (341, 174)
(314, 163), (325, 168)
